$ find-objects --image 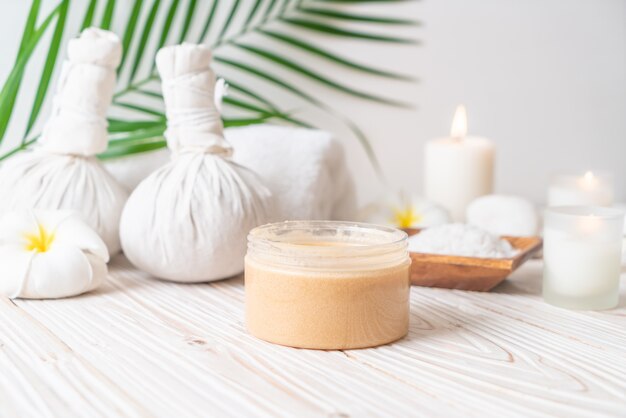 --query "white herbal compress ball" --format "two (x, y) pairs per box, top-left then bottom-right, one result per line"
(120, 44), (271, 282)
(0, 28), (127, 255)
